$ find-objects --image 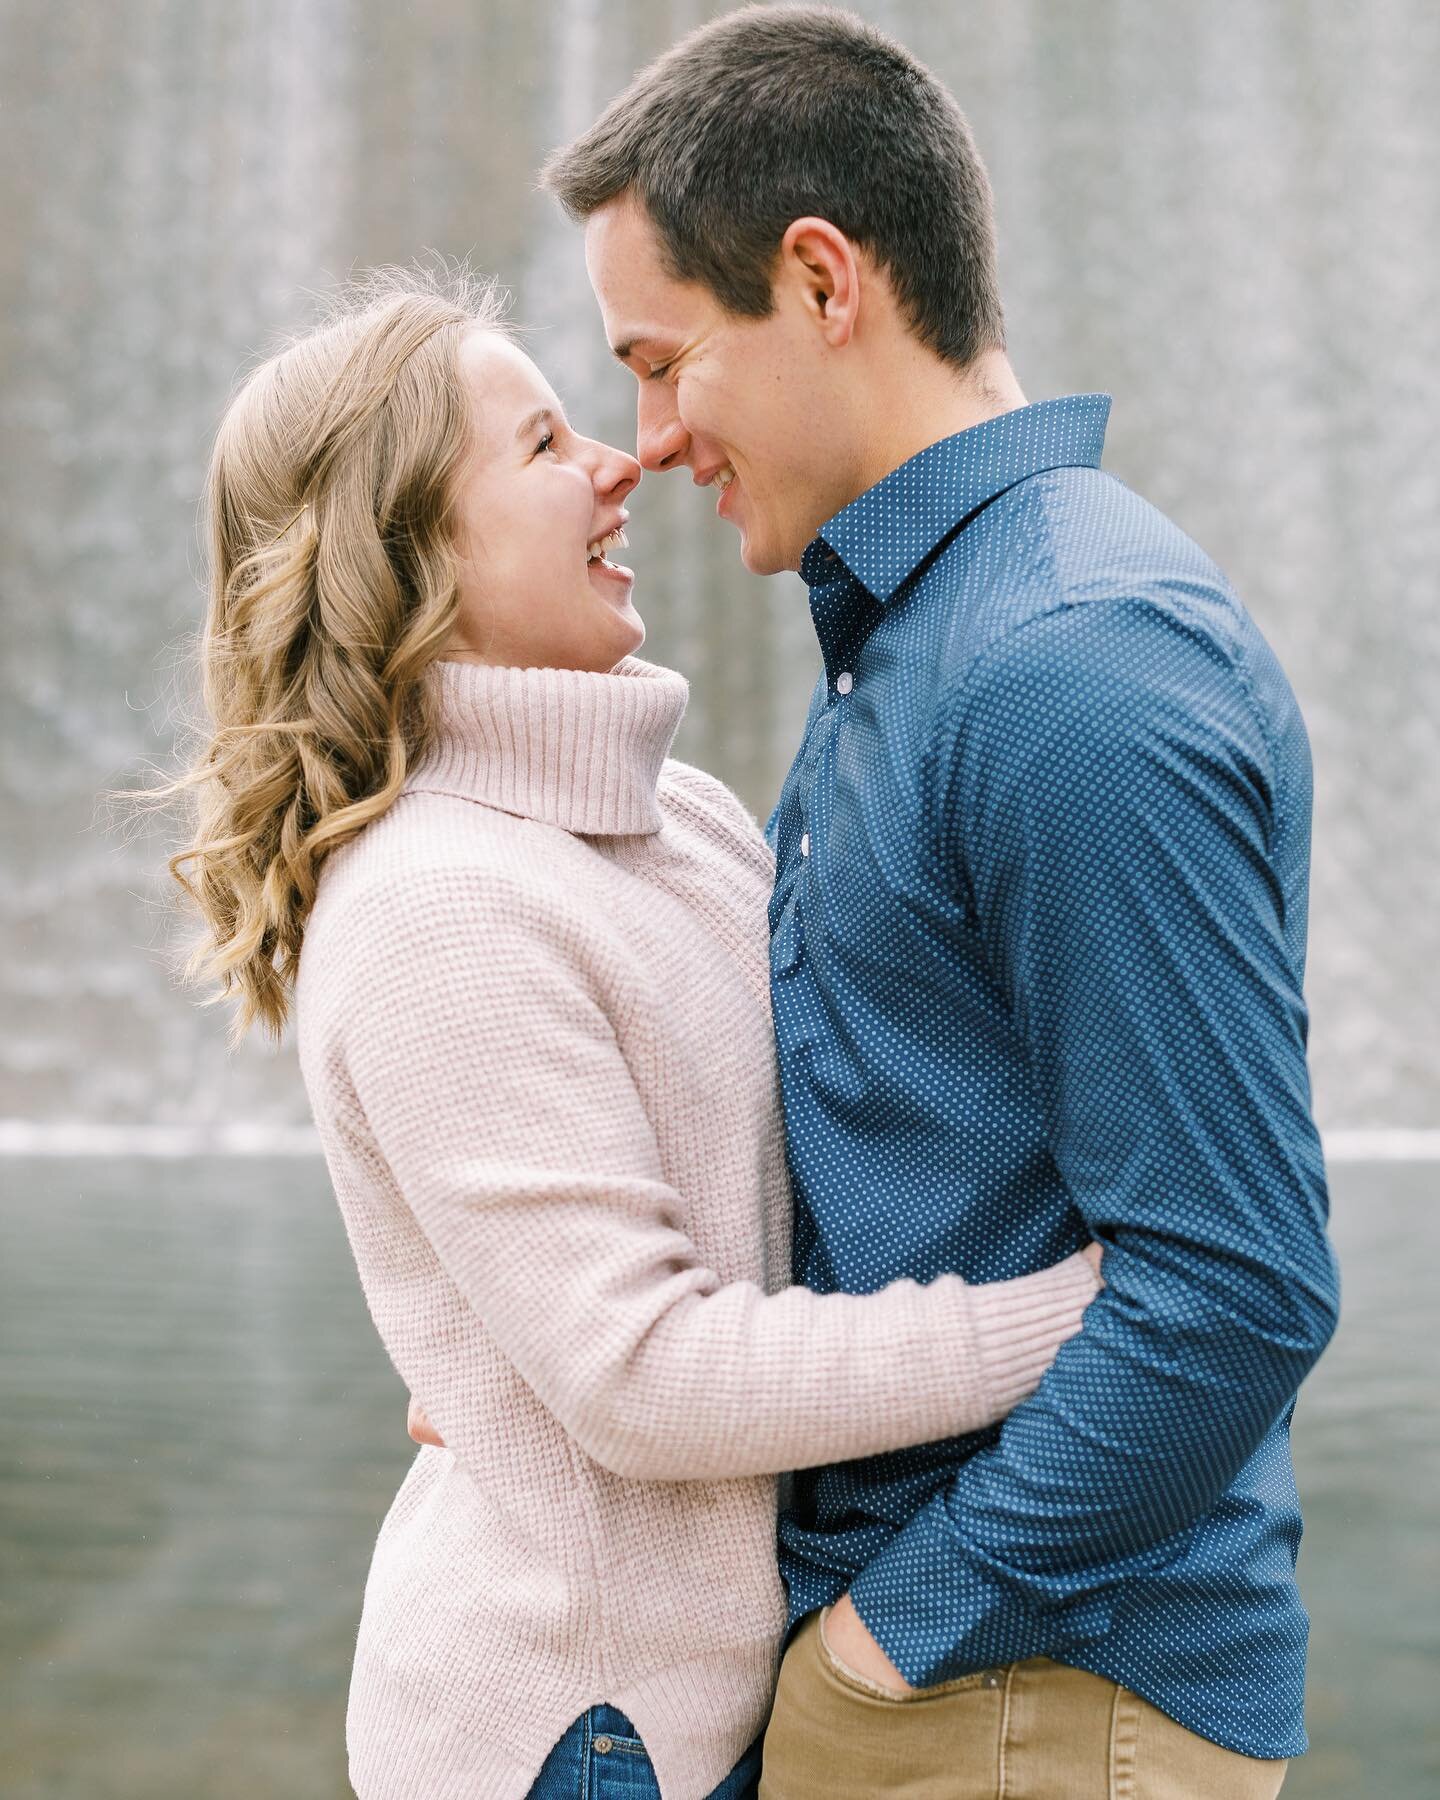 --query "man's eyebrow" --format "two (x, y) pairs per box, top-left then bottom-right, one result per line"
(610, 335), (670, 365)
(514, 405), (556, 443)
